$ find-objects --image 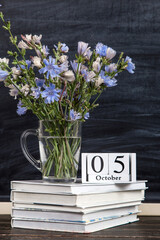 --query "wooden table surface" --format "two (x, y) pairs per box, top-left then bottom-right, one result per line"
(0, 215), (160, 240)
